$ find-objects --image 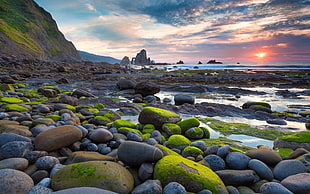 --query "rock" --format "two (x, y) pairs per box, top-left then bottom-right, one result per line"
(65, 151), (115, 164)
(246, 149), (282, 166)
(288, 148), (309, 159)
(266, 119), (287, 125)
(31, 170), (49, 184)
(132, 179), (162, 194)
(273, 160), (308, 181)
(306, 120), (310, 130)
(72, 89), (95, 98)
(32, 118), (55, 127)
(226, 186), (239, 194)
(117, 141), (163, 166)
(59, 95), (78, 106)
(134, 81), (160, 97)
(184, 127), (204, 139)
(0, 141), (33, 159)
(166, 134), (191, 151)
(138, 107), (181, 129)
(117, 79), (136, 90)
(190, 141), (207, 151)
(162, 123), (182, 136)
(24, 151), (48, 164)
(217, 145), (230, 158)
(127, 130), (143, 142)
(203, 154), (226, 171)
(0, 158), (29, 170)
(0, 132), (31, 147)
(154, 155), (228, 193)
(30, 125), (50, 136)
(260, 182), (293, 194)
(216, 169), (259, 187)
(34, 125), (82, 151)
(281, 173), (310, 194)
(177, 118), (200, 133)
(28, 185), (53, 194)
(138, 162), (154, 181)
(88, 128), (113, 143)
(35, 156), (60, 170)
(51, 161), (134, 193)
(242, 102), (271, 110)
(52, 187), (118, 194)
(226, 152), (251, 170)
(133, 49), (151, 66)
(174, 94), (195, 105)
(163, 182), (186, 194)
(248, 159), (273, 181)
(0, 169), (34, 193)
(38, 87), (60, 98)
(182, 146), (203, 158)
(274, 131), (310, 151)
(0, 124), (32, 136)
